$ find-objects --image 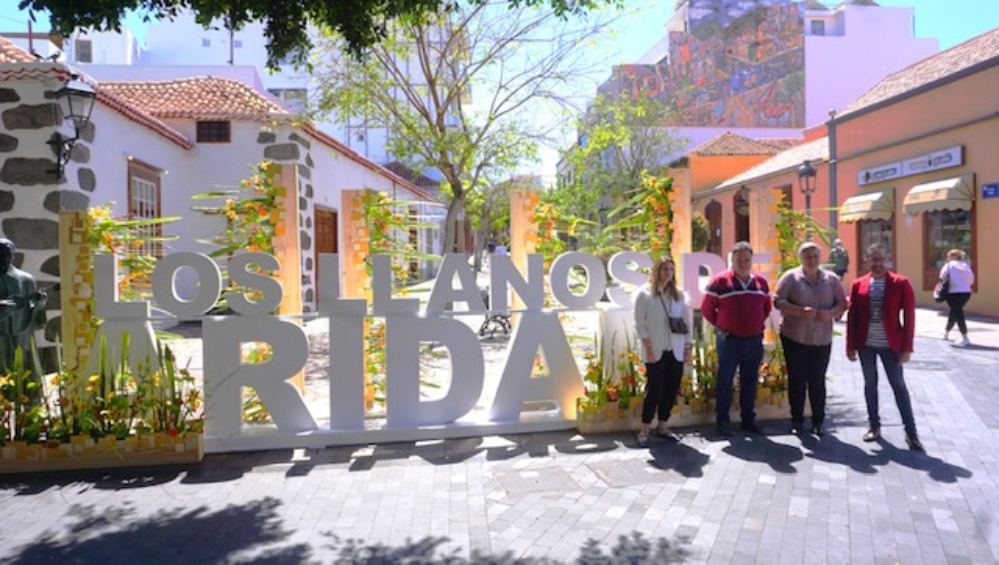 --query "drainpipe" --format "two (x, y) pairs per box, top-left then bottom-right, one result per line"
(827, 109), (838, 231)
